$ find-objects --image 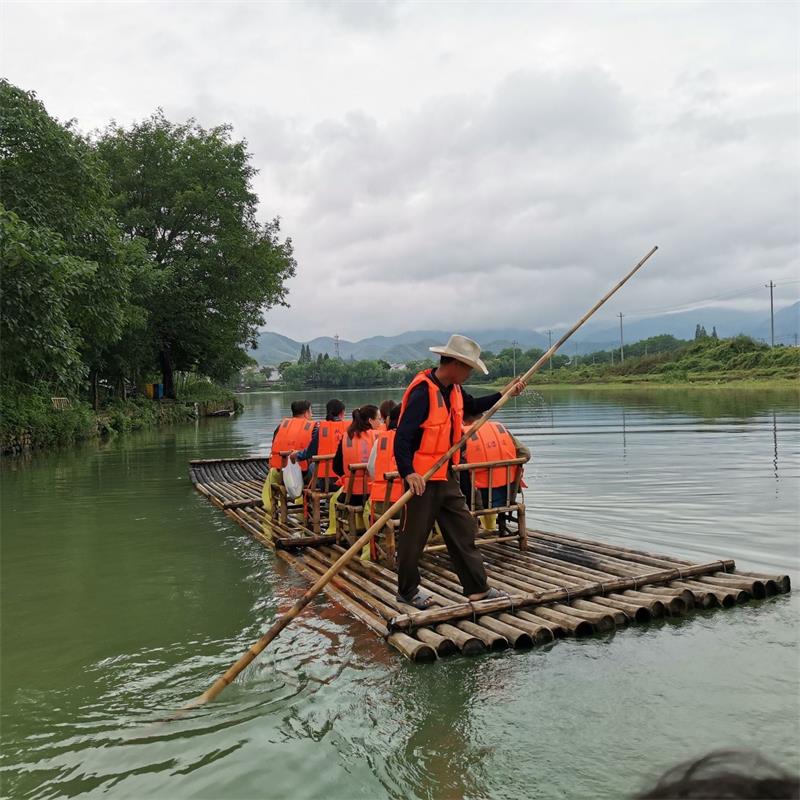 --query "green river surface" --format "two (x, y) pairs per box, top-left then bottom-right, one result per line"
(2, 386), (799, 799)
